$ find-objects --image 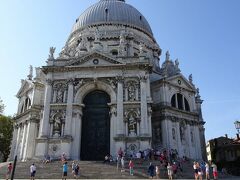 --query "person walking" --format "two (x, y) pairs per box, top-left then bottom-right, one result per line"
(211, 162), (218, 180)
(156, 165), (160, 179)
(129, 160), (134, 176)
(205, 162), (210, 180)
(71, 161), (76, 178)
(5, 163), (13, 180)
(121, 156), (125, 172)
(74, 163), (80, 179)
(30, 163), (36, 180)
(167, 163), (173, 180)
(62, 162), (68, 180)
(148, 162), (155, 179)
